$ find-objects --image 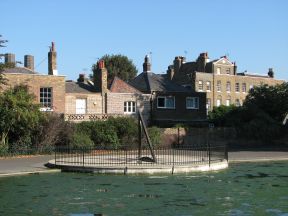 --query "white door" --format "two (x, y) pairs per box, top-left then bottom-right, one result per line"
(76, 99), (86, 114)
